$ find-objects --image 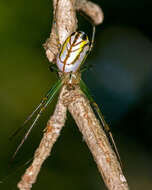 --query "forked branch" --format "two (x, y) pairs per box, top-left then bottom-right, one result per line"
(17, 1), (129, 190)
